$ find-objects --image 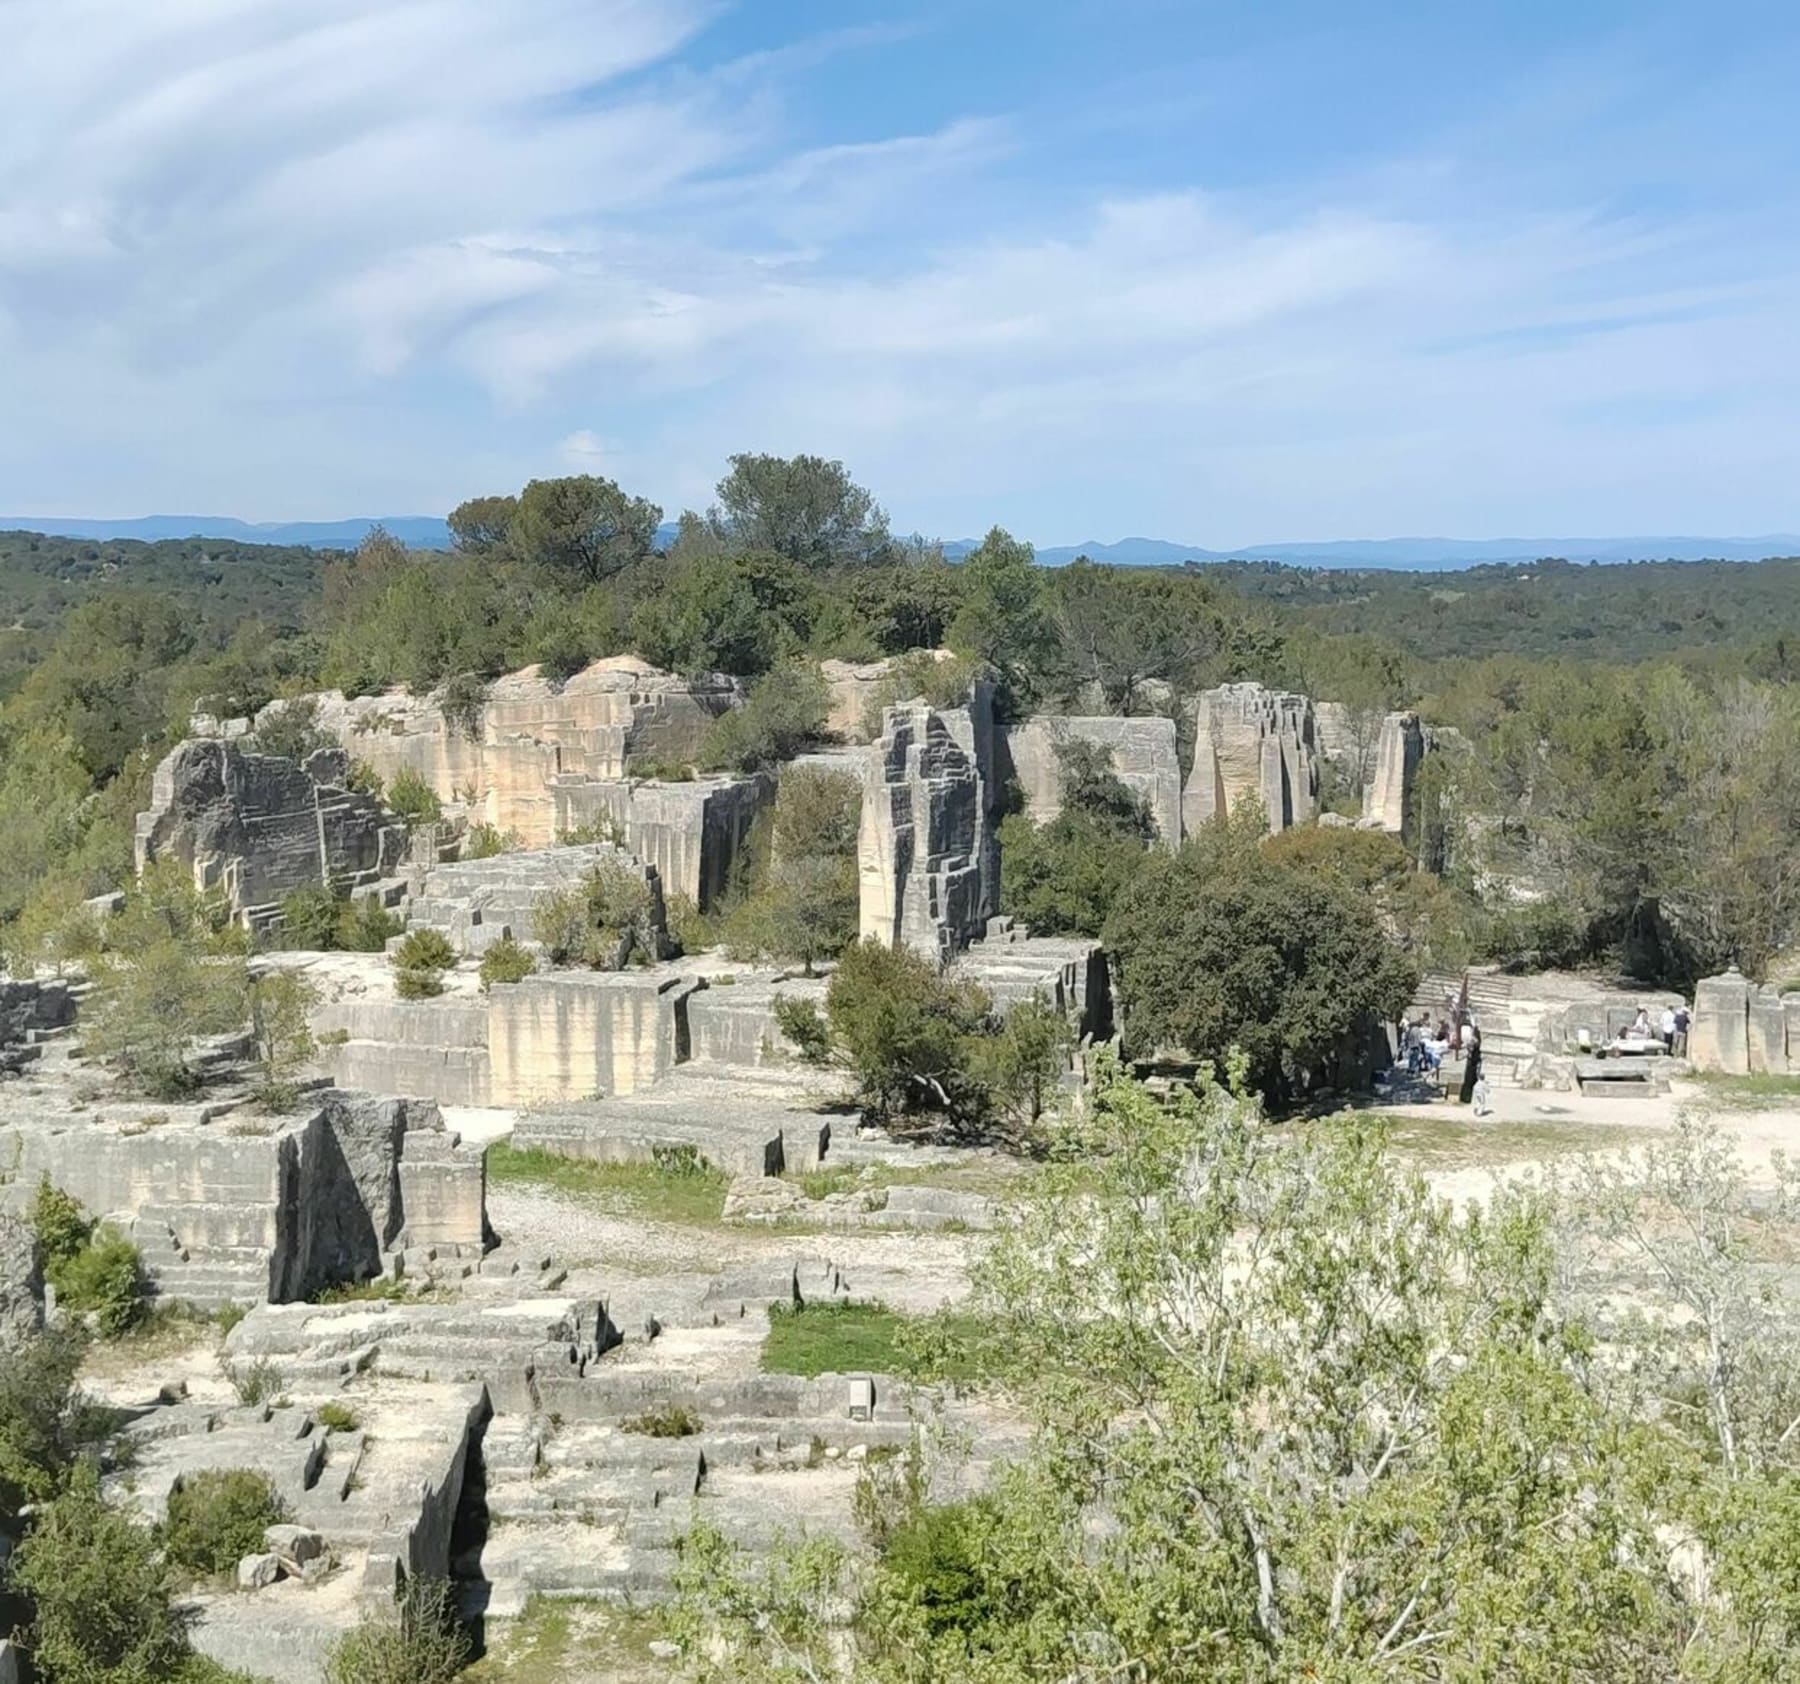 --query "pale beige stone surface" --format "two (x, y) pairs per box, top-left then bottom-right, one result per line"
(279, 657), (742, 846)
(1183, 683), (1320, 835)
